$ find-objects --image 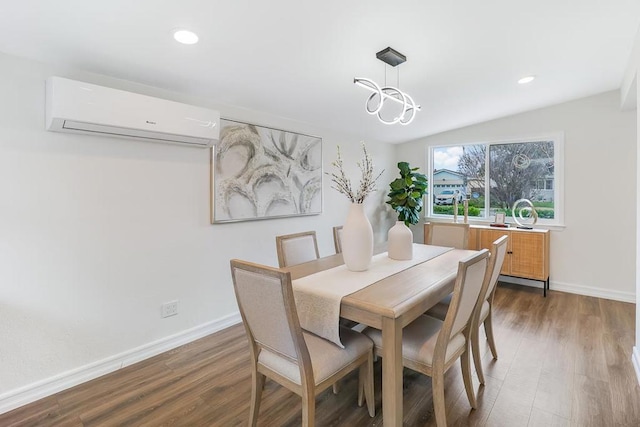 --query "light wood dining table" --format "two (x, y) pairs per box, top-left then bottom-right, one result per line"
(284, 245), (478, 427)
